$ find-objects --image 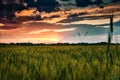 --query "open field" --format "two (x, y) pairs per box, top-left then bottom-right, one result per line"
(0, 45), (120, 80)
